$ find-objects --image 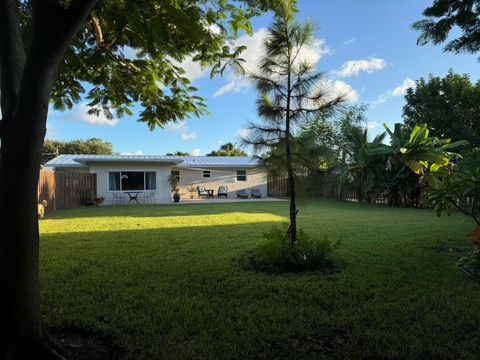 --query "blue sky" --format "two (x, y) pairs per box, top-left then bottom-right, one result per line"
(47, 0), (480, 155)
